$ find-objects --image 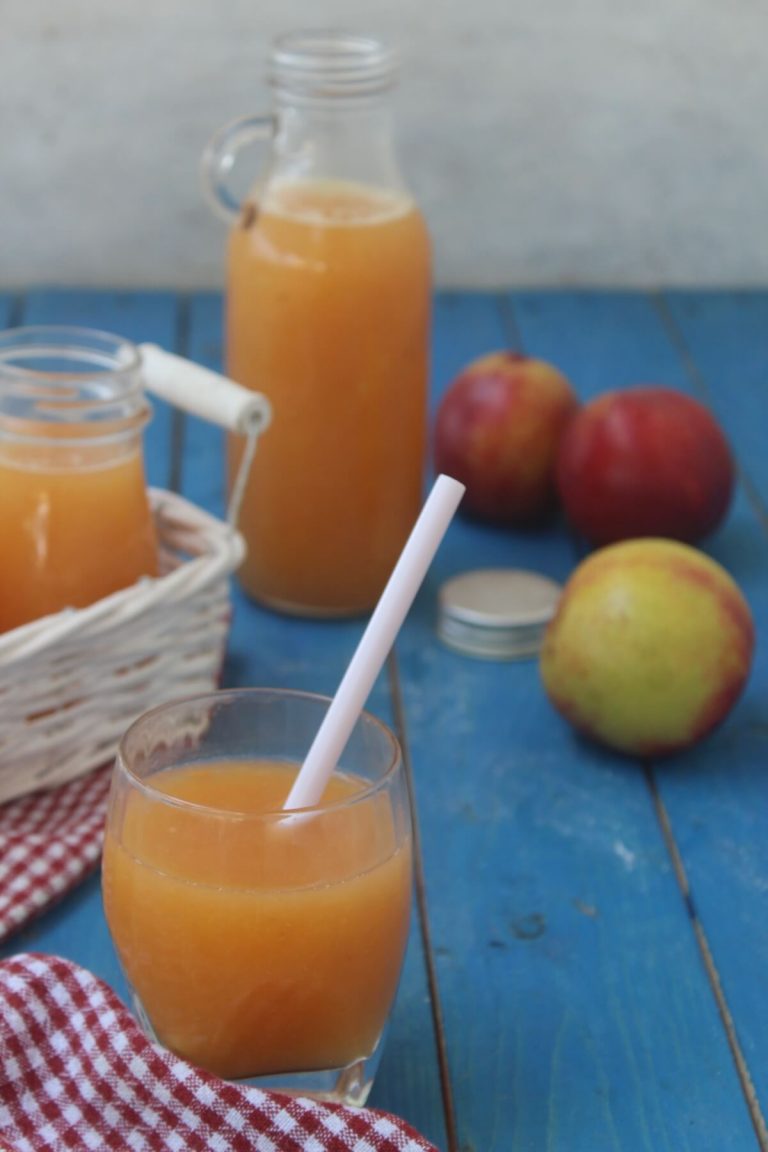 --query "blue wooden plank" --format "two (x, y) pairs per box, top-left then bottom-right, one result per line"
(4, 289), (764, 1151)
(395, 291), (758, 1149)
(647, 290), (768, 1111)
(19, 289), (179, 490)
(21, 288), (178, 346)
(512, 293), (768, 1117)
(511, 290), (689, 401)
(661, 290), (768, 511)
(182, 290), (448, 1149)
